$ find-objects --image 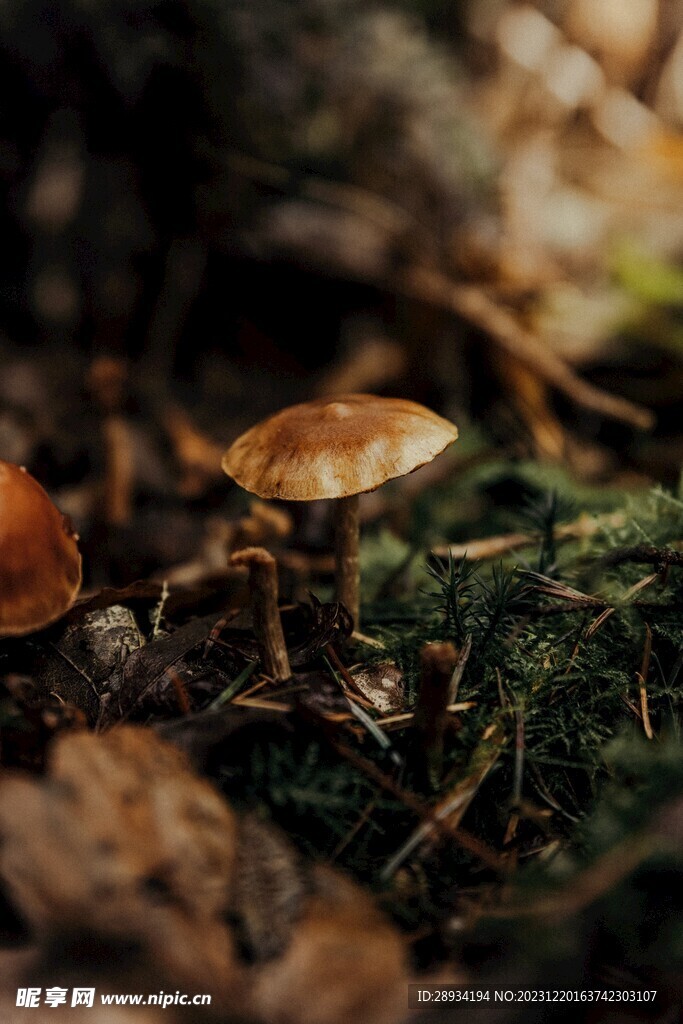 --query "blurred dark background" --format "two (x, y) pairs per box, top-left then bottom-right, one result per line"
(0, 0), (682, 585)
